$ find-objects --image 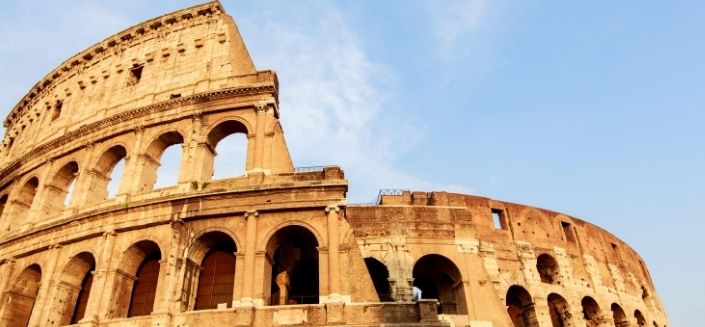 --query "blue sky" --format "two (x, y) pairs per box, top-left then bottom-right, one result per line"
(1, 1), (703, 325)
